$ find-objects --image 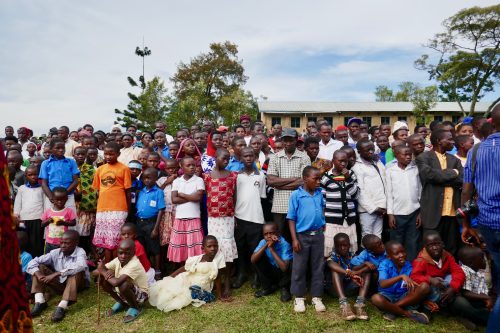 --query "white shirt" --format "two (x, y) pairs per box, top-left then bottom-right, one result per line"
(318, 138), (344, 161)
(13, 185), (45, 221)
(235, 170), (267, 224)
(166, 134), (174, 144)
(64, 139), (79, 158)
(352, 158), (387, 214)
(385, 161), (421, 215)
(118, 146), (140, 165)
(172, 175), (205, 219)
